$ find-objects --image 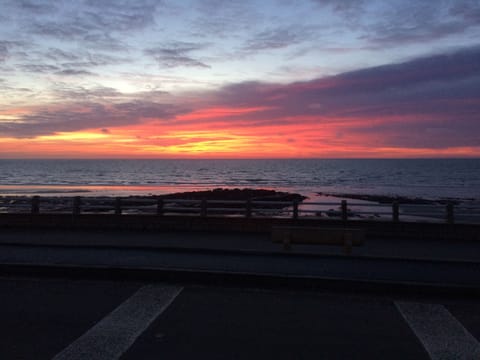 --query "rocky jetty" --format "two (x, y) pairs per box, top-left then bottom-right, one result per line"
(317, 192), (462, 205)
(160, 188), (306, 203)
